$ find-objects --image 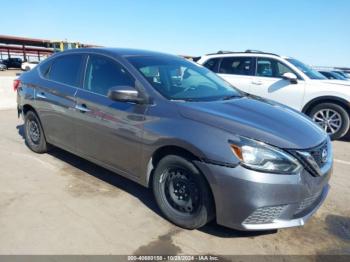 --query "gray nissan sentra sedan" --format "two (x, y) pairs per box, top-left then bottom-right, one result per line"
(16, 48), (332, 231)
